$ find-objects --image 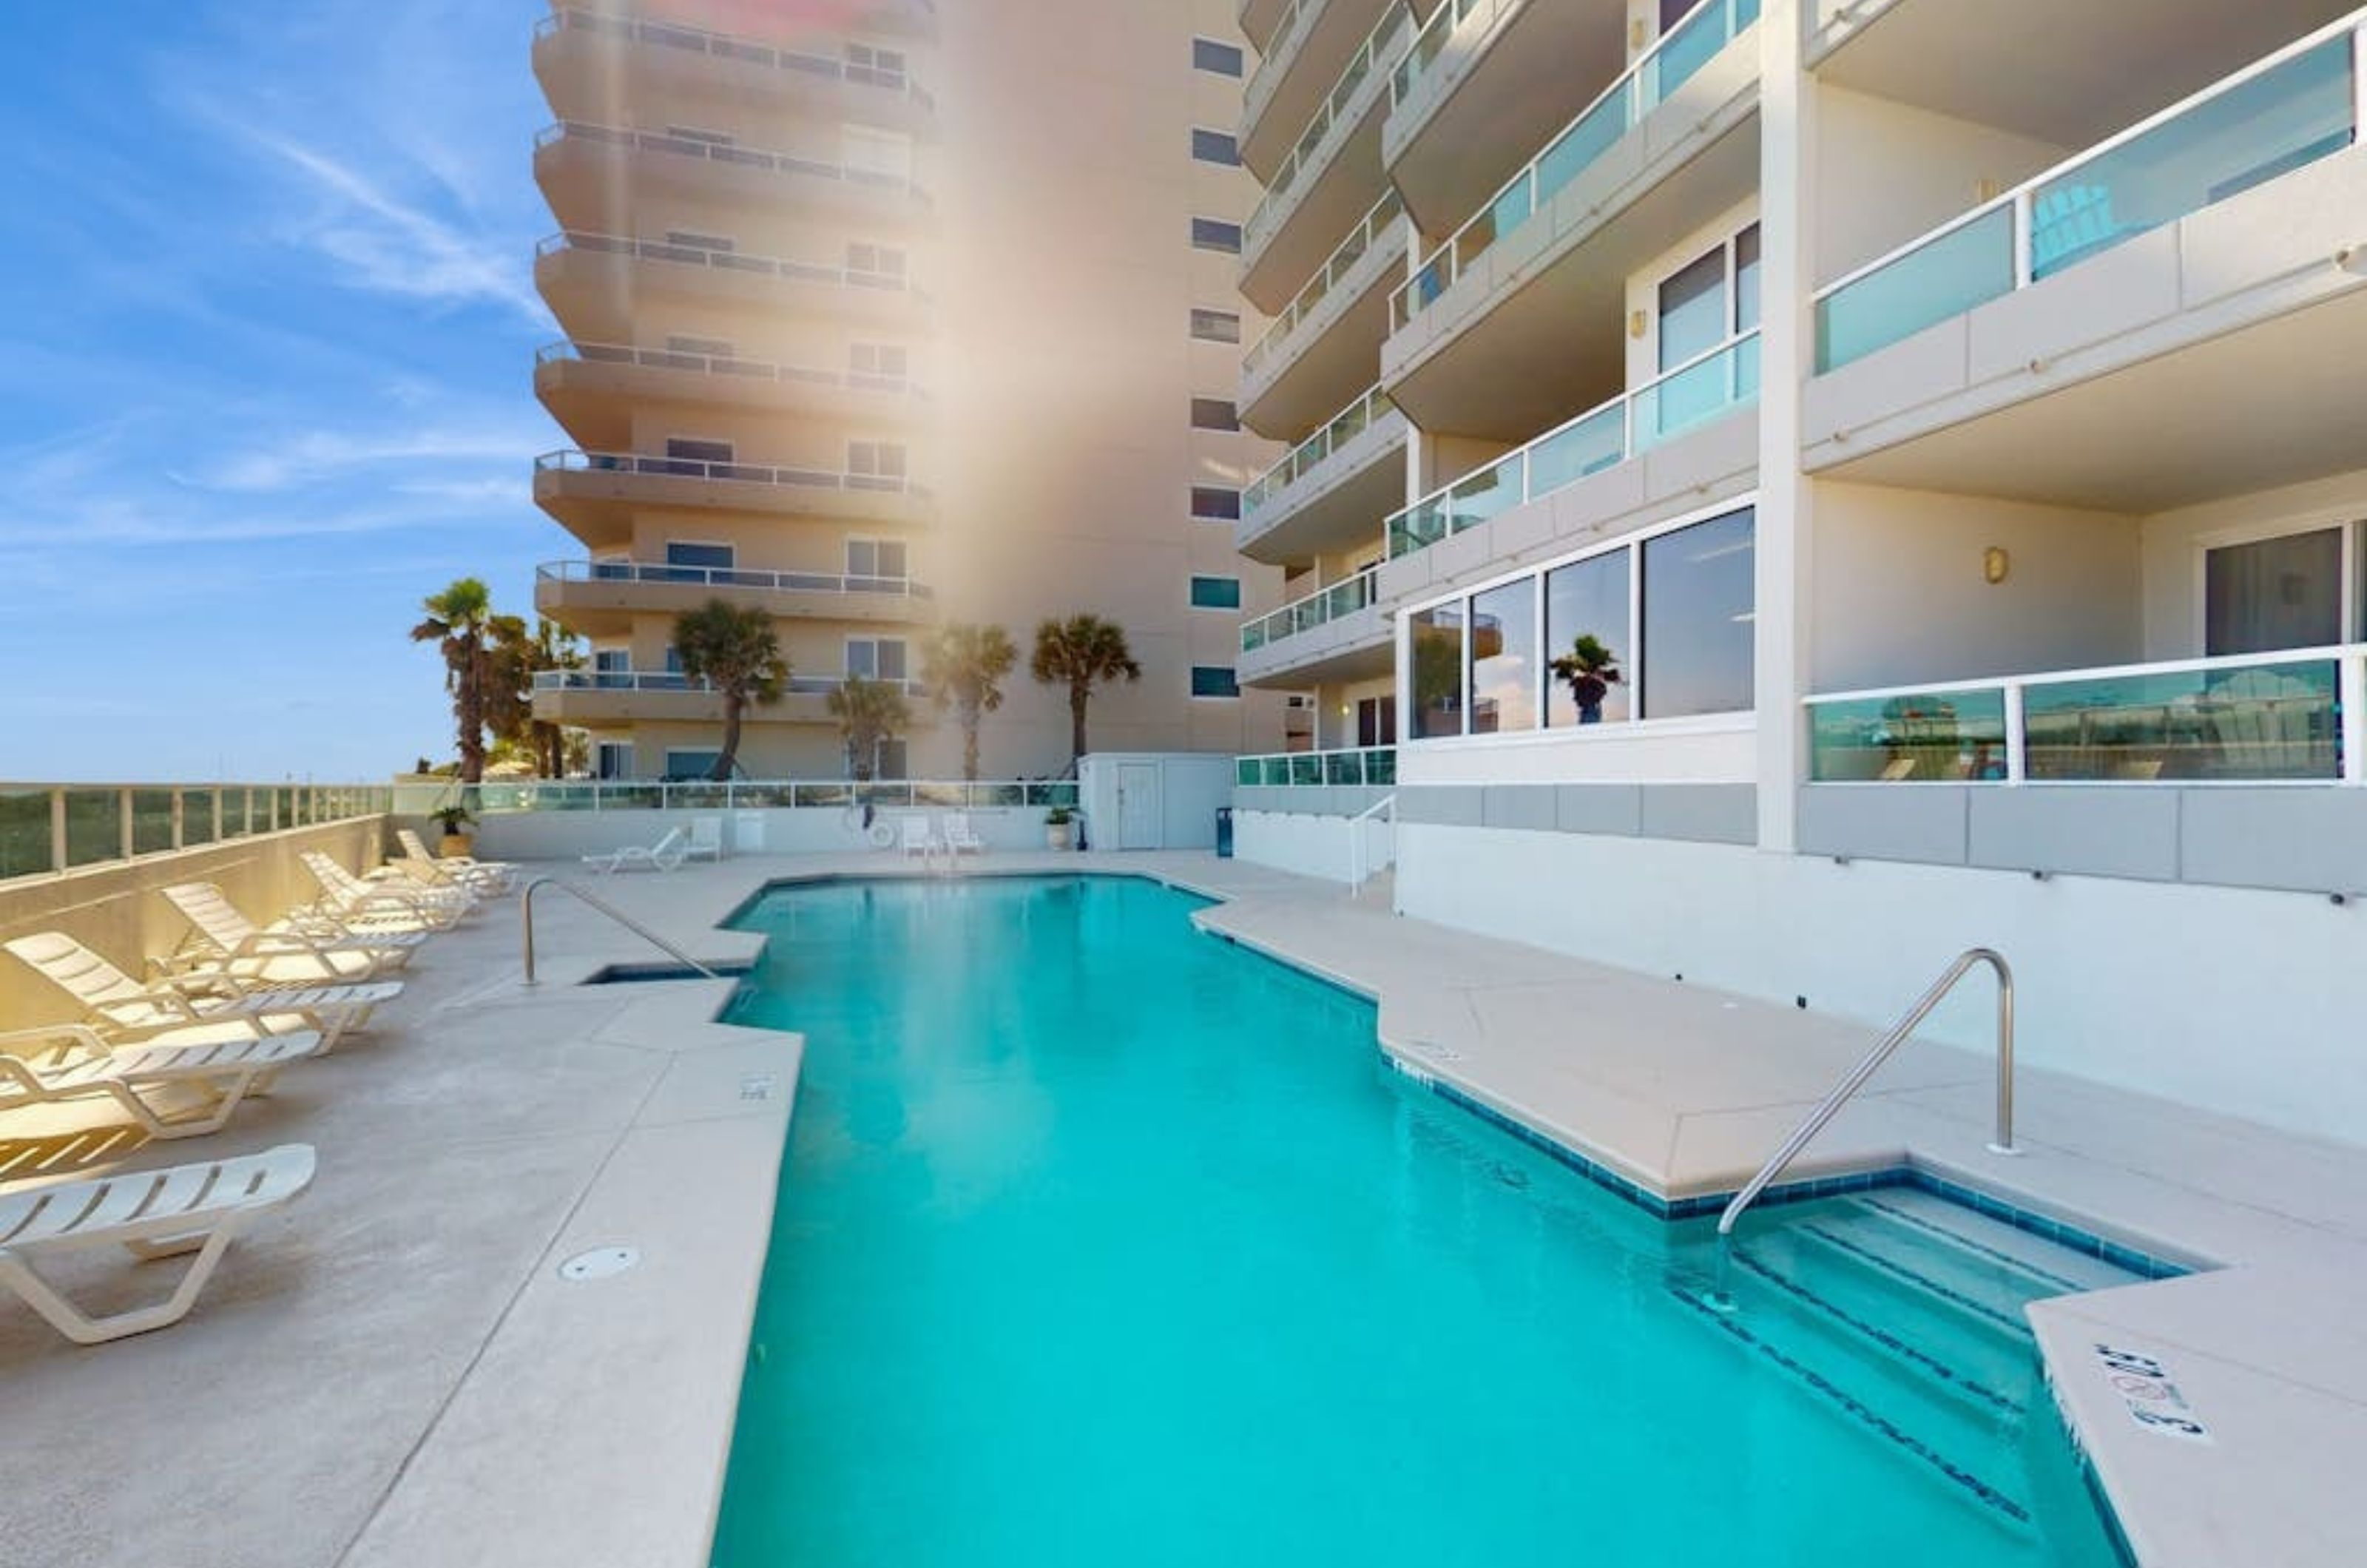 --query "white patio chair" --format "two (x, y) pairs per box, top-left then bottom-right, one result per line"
(685, 816), (725, 862)
(943, 814), (986, 856)
(899, 816), (942, 859)
(0, 1023), (323, 1140)
(582, 825), (690, 875)
(162, 882), (416, 981)
(394, 829), (518, 896)
(4, 931), (400, 1054)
